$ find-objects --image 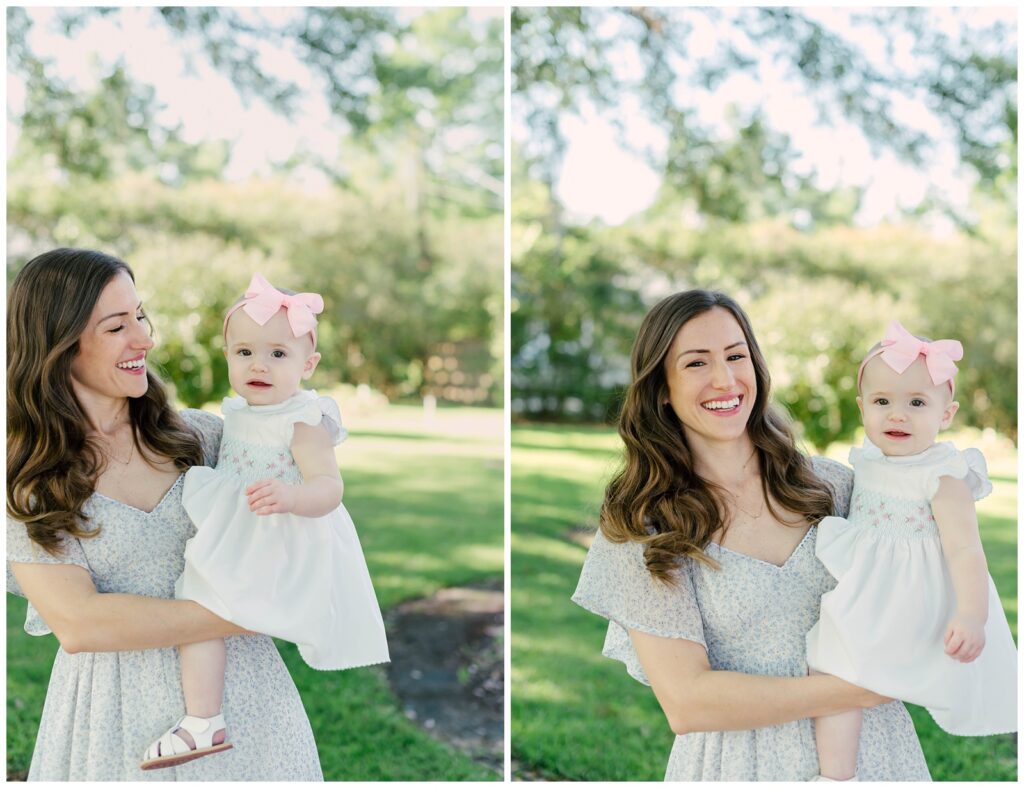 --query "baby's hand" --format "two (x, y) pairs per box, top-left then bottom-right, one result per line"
(246, 478), (298, 516)
(944, 615), (986, 663)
